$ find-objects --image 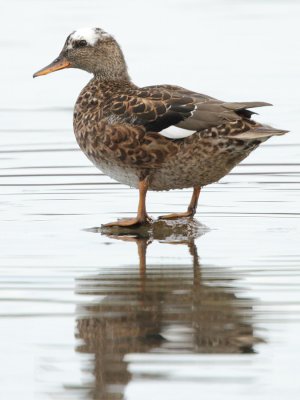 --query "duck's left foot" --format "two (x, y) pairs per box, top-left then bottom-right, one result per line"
(158, 210), (194, 220)
(104, 215), (153, 228)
